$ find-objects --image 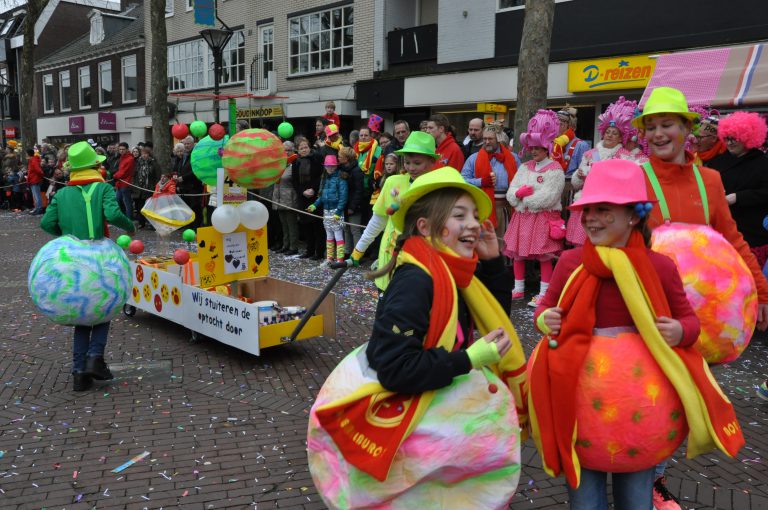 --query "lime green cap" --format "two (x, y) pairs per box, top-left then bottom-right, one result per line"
(68, 141), (106, 171)
(632, 86), (700, 129)
(394, 131), (440, 159)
